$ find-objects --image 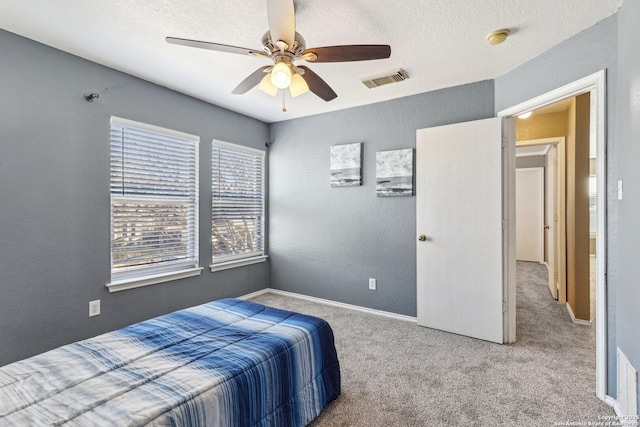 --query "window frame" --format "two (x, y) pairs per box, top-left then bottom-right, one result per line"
(210, 140), (267, 272)
(107, 117), (202, 292)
